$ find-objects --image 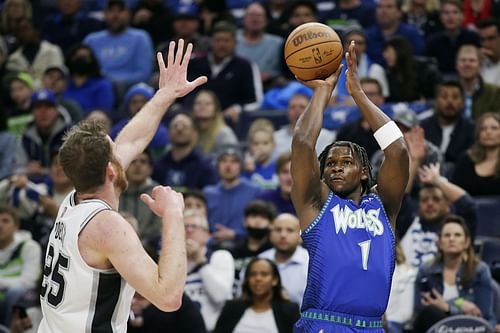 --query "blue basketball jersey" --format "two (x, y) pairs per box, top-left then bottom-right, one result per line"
(295, 192), (395, 332)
